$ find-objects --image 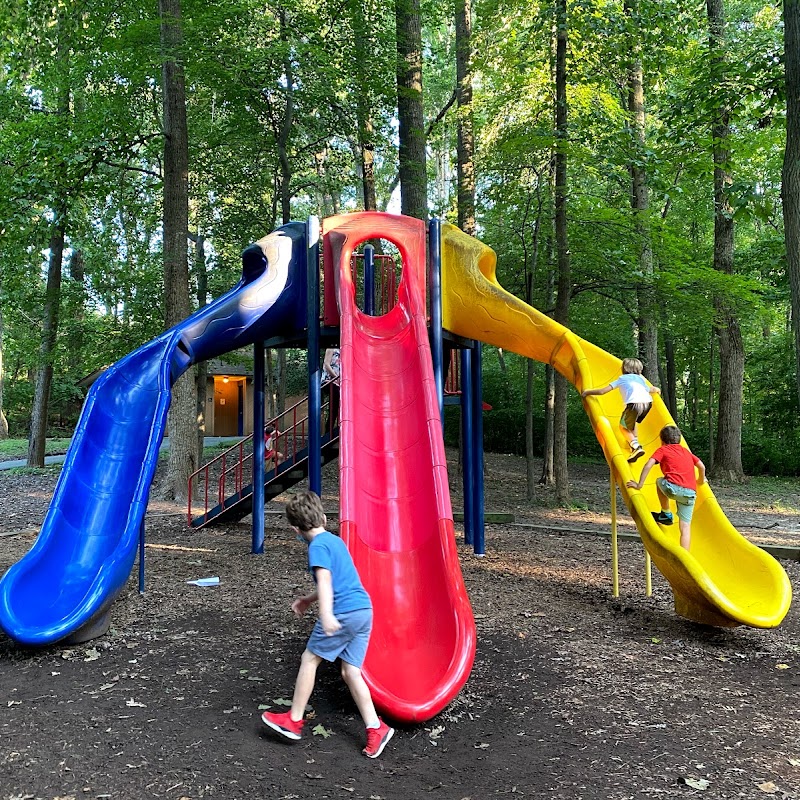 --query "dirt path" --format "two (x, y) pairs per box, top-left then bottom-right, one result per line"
(0, 452), (798, 799)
